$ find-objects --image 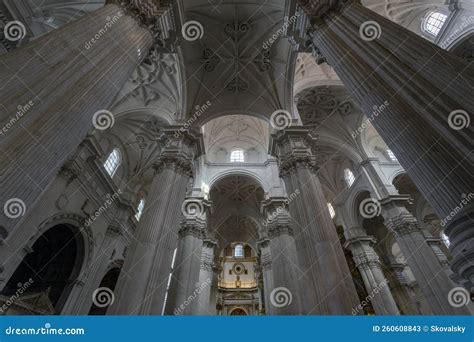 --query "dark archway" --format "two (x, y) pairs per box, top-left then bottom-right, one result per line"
(230, 308), (247, 315)
(89, 267), (121, 315)
(1, 224), (84, 314)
